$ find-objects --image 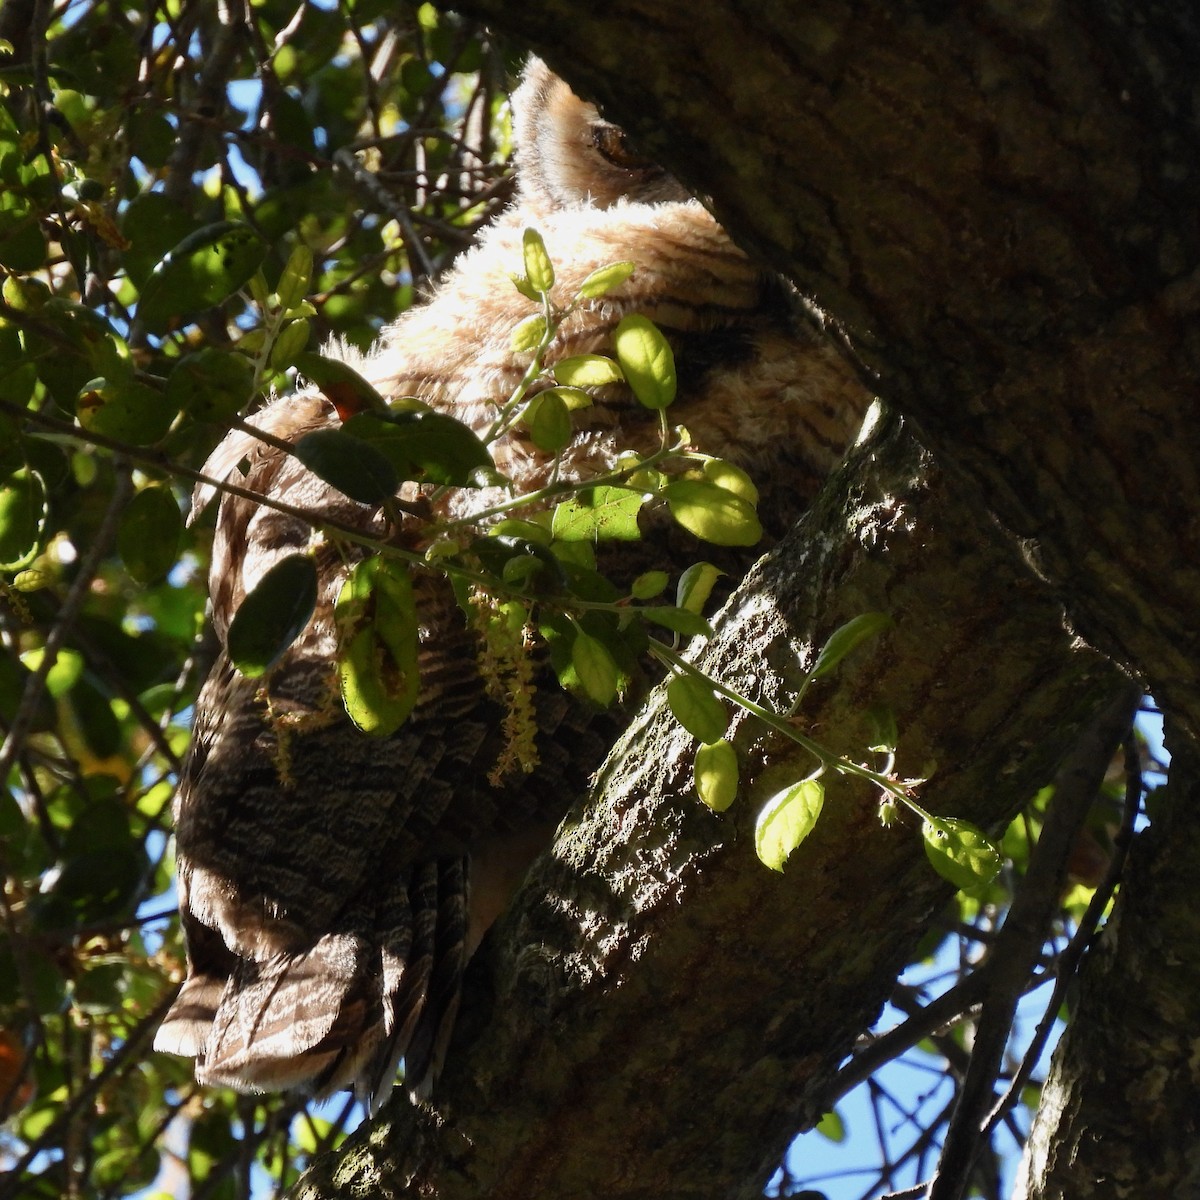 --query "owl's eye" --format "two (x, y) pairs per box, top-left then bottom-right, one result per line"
(590, 120), (656, 171)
